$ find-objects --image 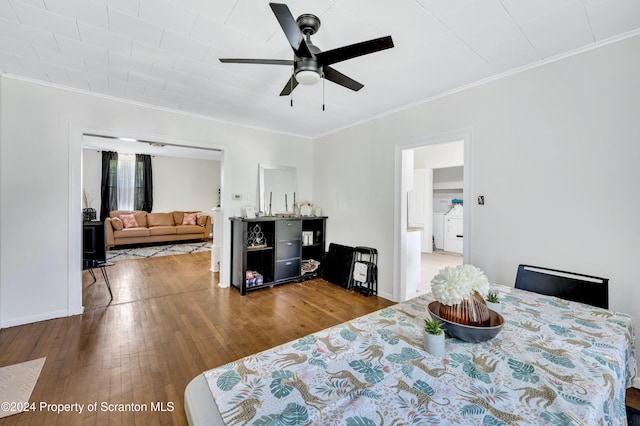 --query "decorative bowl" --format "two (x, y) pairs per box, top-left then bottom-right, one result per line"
(428, 301), (504, 343)
(437, 291), (491, 327)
